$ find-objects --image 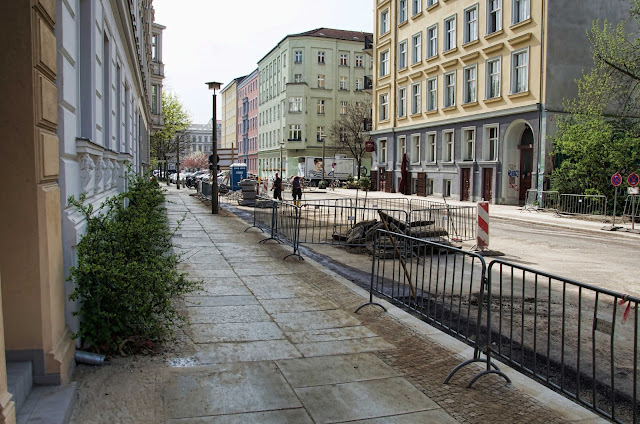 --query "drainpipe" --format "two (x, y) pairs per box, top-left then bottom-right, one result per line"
(392, 0), (399, 192)
(537, 0), (547, 205)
